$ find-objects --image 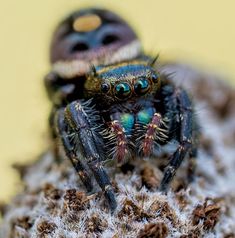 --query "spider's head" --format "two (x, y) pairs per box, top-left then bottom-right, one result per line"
(84, 59), (161, 105)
